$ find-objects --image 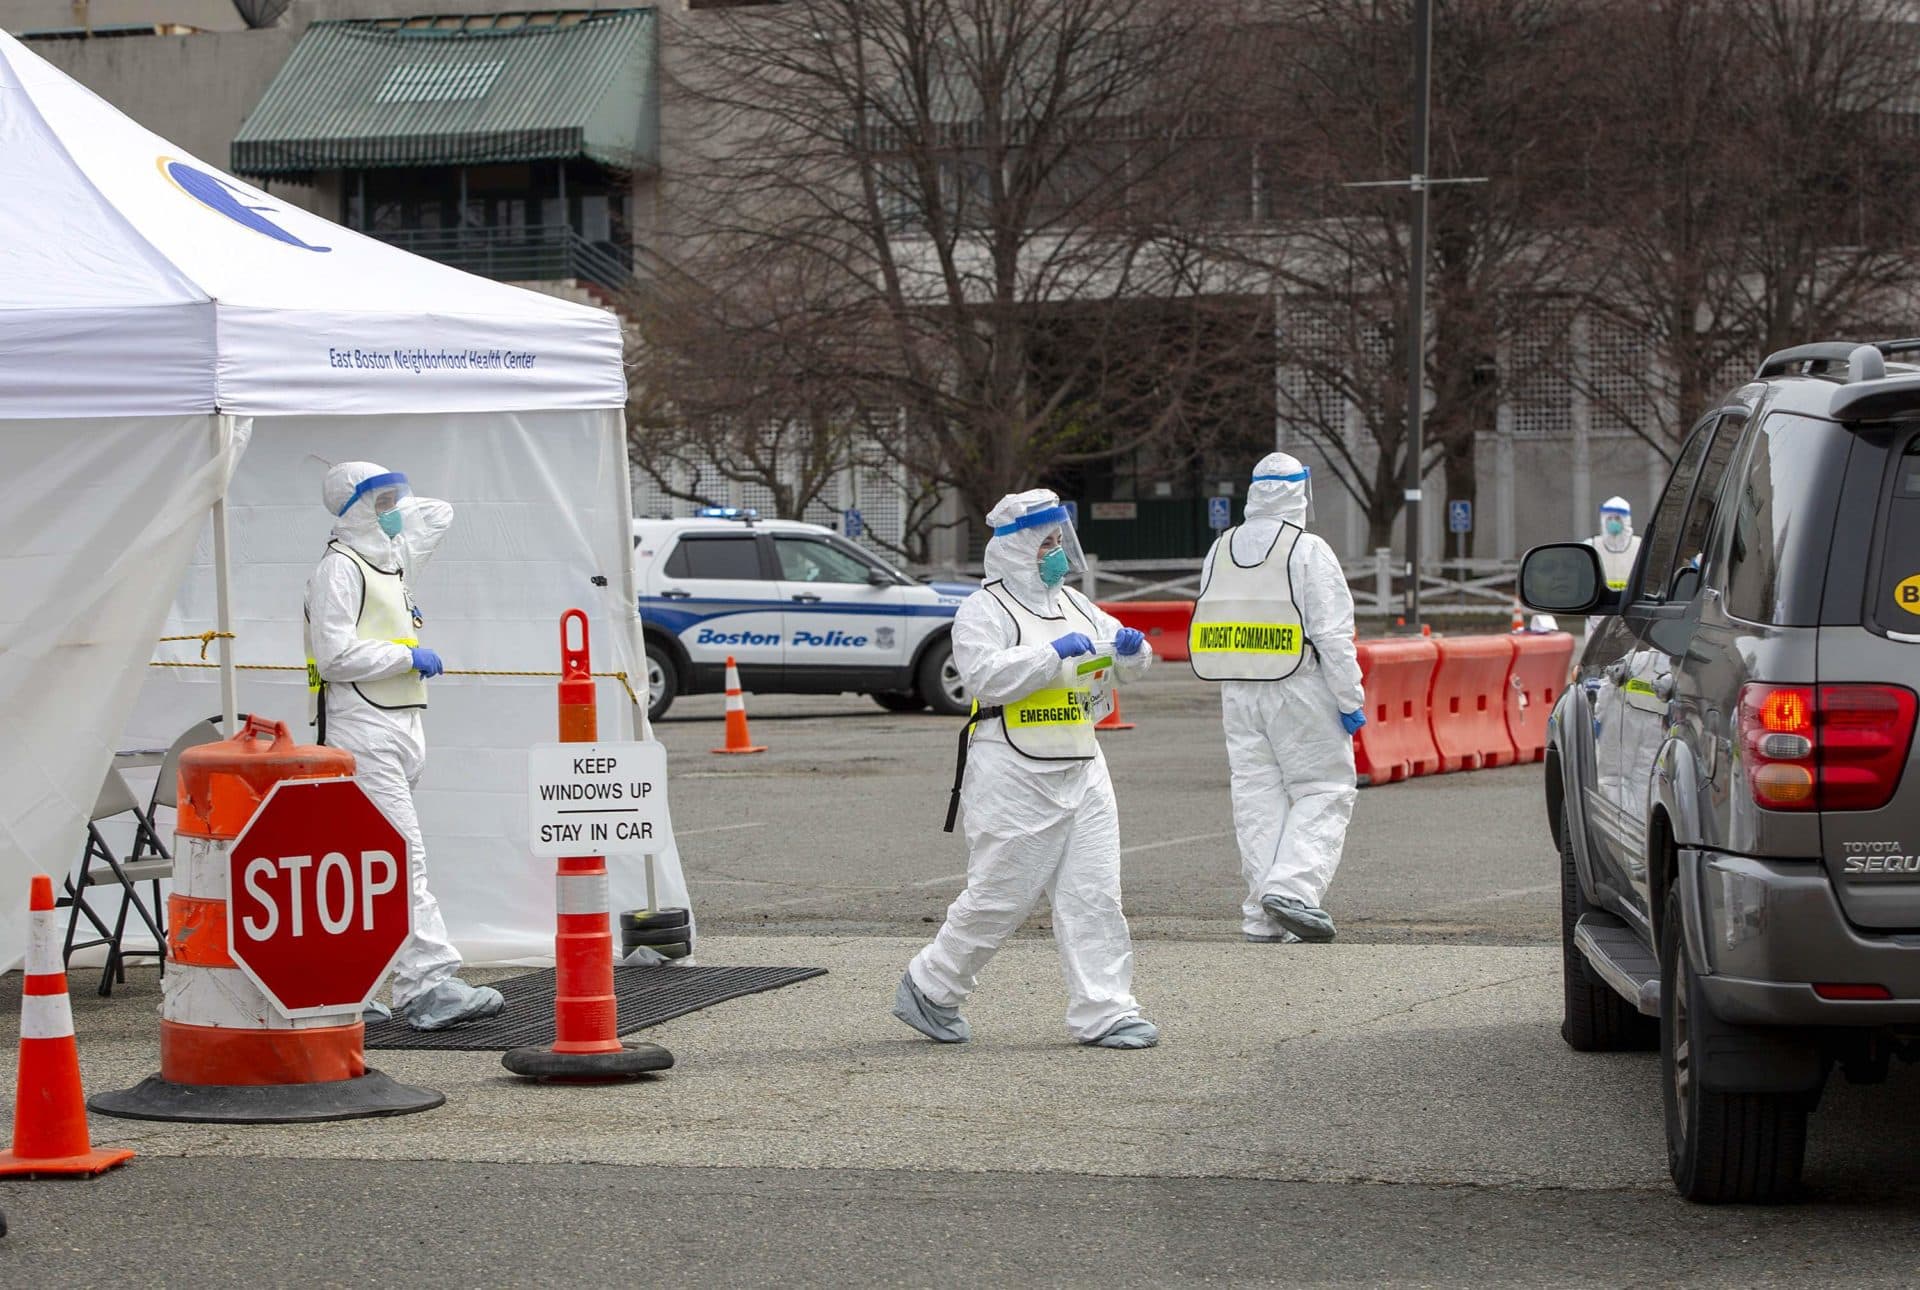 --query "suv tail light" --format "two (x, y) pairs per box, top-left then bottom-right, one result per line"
(1738, 684), (1917, 812)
